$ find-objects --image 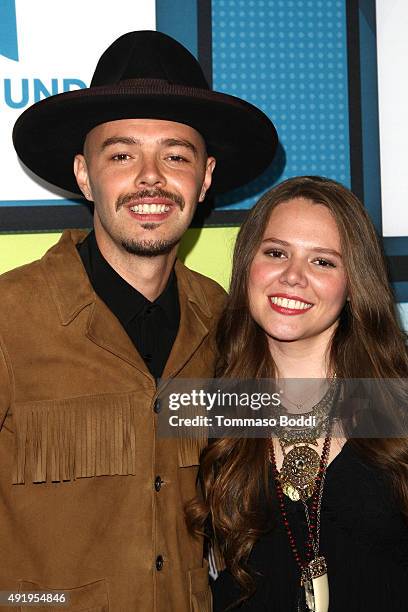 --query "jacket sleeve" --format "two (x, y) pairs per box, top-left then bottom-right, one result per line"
(0, 338), (11, 430)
